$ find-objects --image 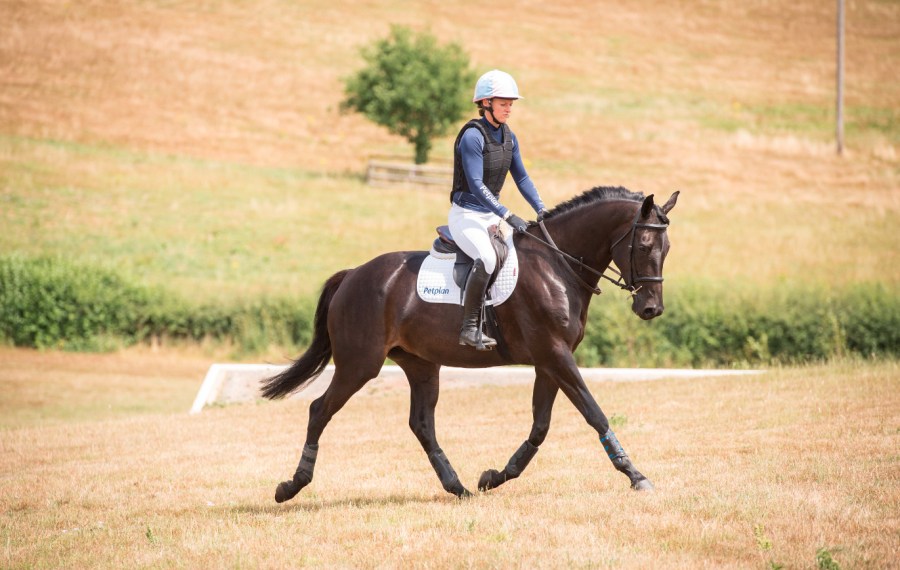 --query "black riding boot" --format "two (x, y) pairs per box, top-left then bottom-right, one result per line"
(458, 260), (497, 350)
